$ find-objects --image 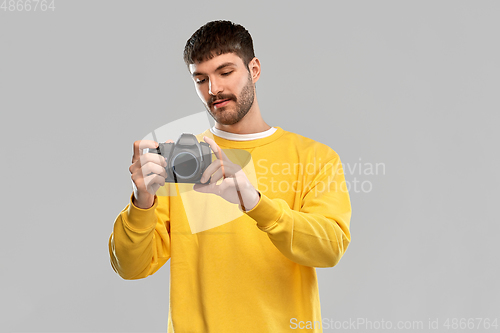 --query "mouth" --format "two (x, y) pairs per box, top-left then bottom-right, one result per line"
(212, 99), (231, 109)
